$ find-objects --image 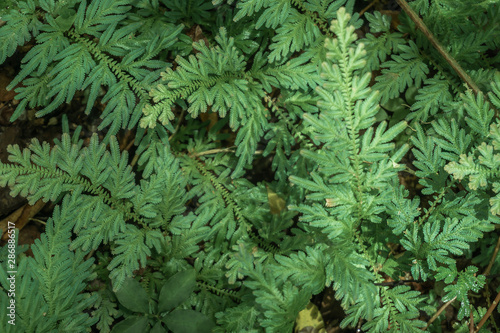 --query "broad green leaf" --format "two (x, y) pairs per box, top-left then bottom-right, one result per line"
(151, 321), (168, 333)
(114, 278), (149, 313)
(163, 309), (215, 333)
(158, 268), (197, 313)
(110, 316), (149, 333)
